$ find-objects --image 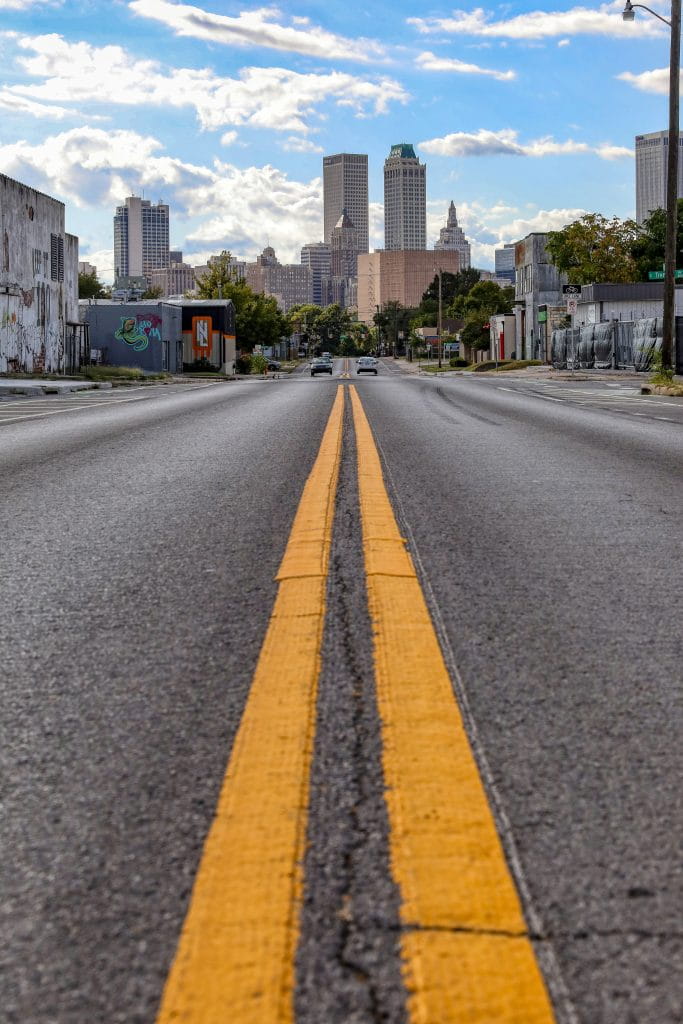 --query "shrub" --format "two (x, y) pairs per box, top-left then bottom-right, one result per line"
(449, 357), (469, 368)
(251, 353), (268, 374)
(235, 354), (252, 374)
